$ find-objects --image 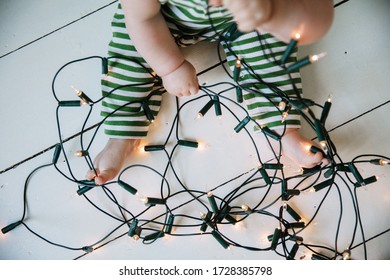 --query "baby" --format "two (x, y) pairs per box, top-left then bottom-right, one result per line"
(87, 0), (334, 185)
